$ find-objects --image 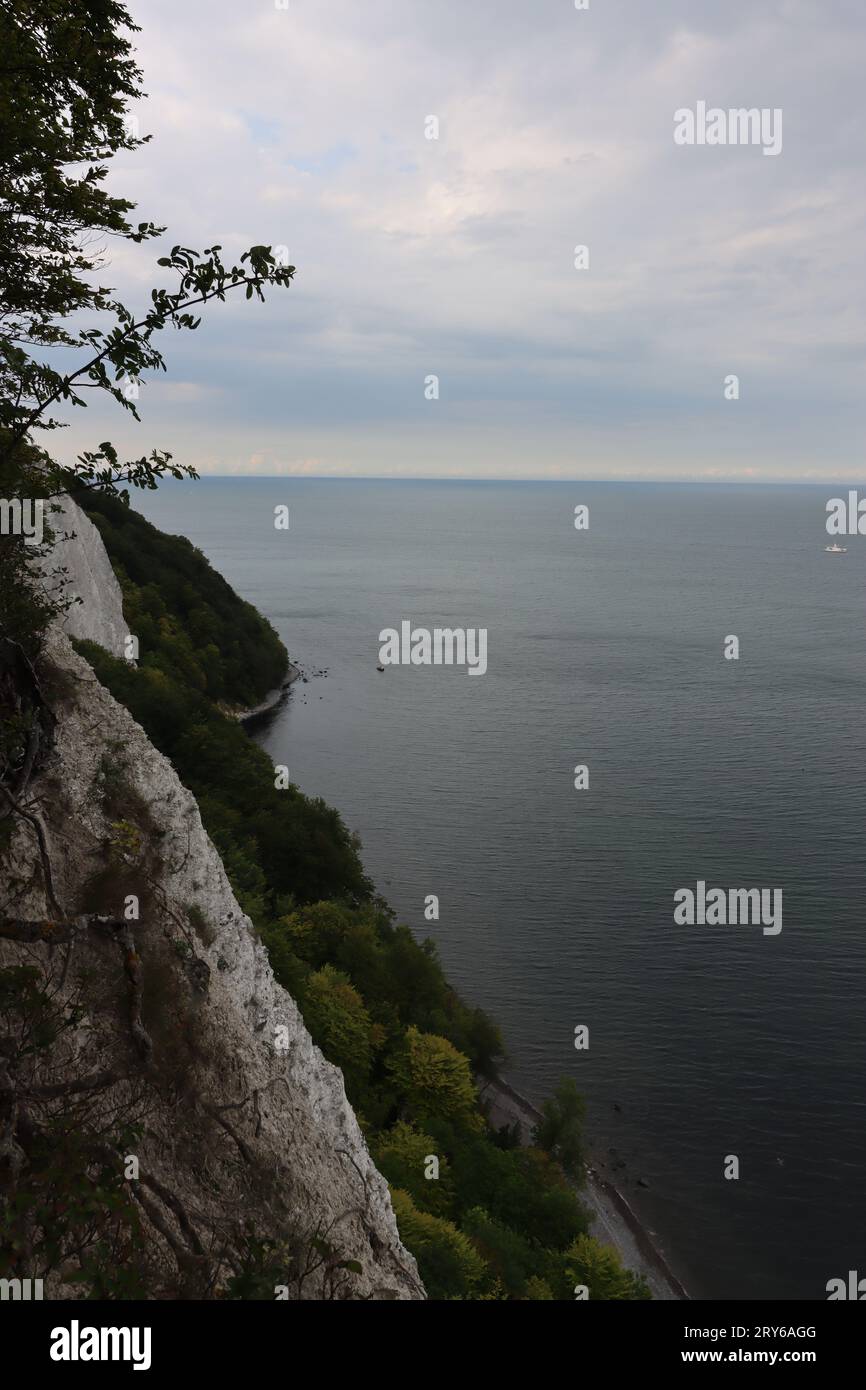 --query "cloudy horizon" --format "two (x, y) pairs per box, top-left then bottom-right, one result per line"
(54, 0), (866, 483)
